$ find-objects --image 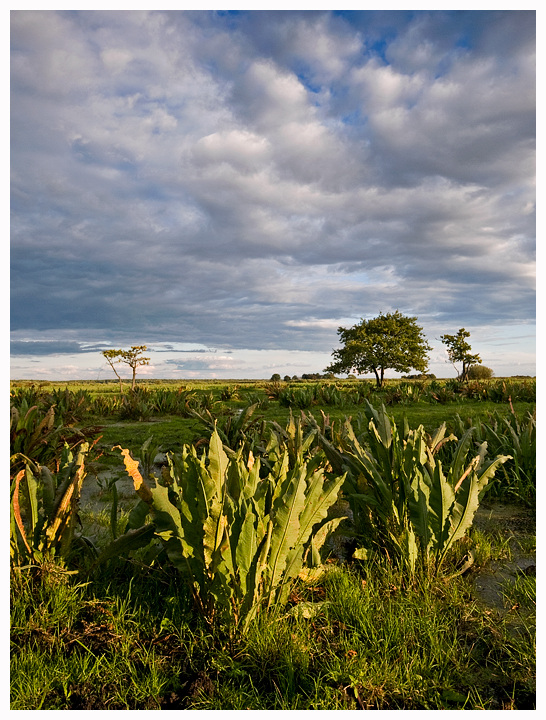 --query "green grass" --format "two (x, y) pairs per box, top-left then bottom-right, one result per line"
(503, 572), (536, 611)
(94, 416), (199, 460)
(84, 399), (535, 516)
(89, 398), (535, 456)
(10, 553), (535, 710)
(10, 380), (536, 709)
